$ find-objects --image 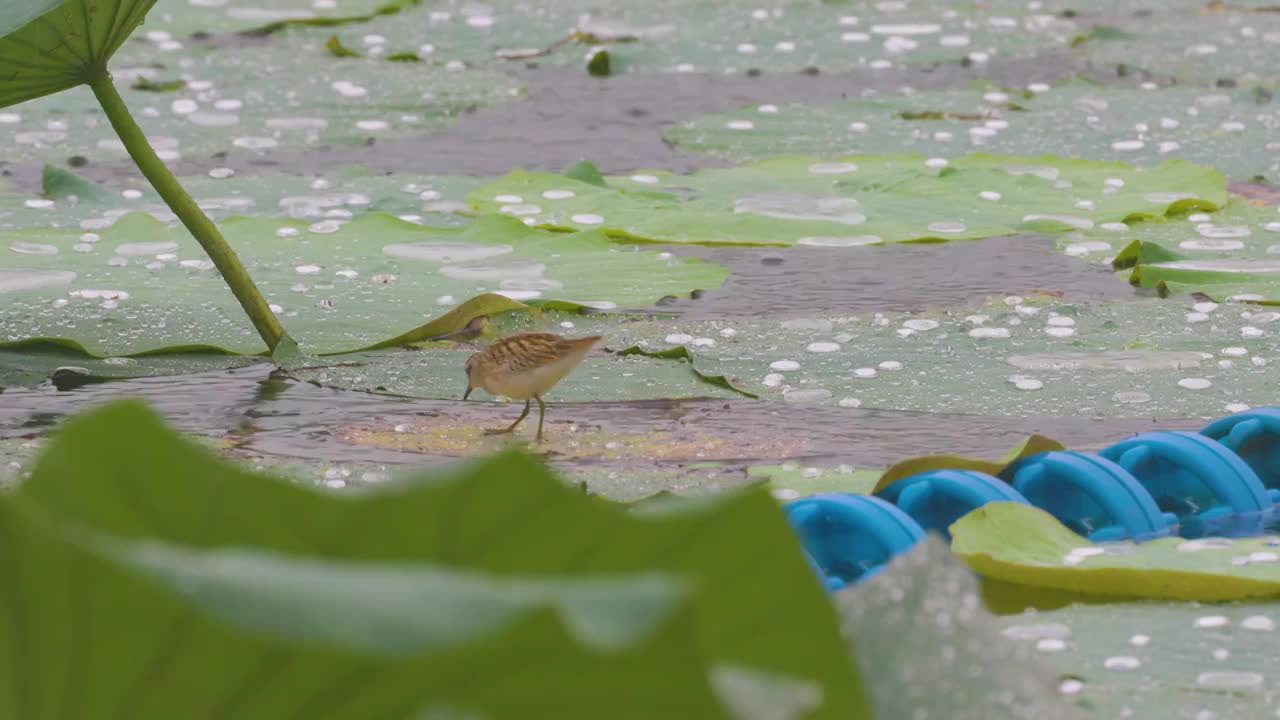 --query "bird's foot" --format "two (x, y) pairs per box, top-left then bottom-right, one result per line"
(483, 427), (516, 436)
